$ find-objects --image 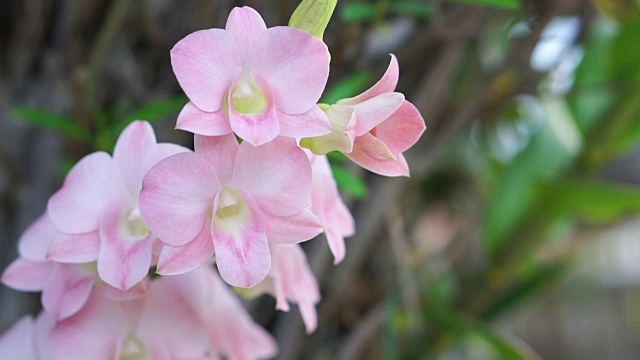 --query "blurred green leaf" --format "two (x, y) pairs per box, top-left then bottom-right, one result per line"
(425, 302), (538, 359)
(483, 260), (570, 319)
(483, 98), (582, 254)
(322, 71), (372, 104)
(326, 150), (349, 162)
(341, 1), (433, 22)
(341, 2), (376, 22)
(543, 180), (640, 223)
(330, 164), (368, 198)
(11, 107), (91, 144)
(445, 0), (520, 9)
(112, 96), (187, 135)
(388, 2), (433, 19)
